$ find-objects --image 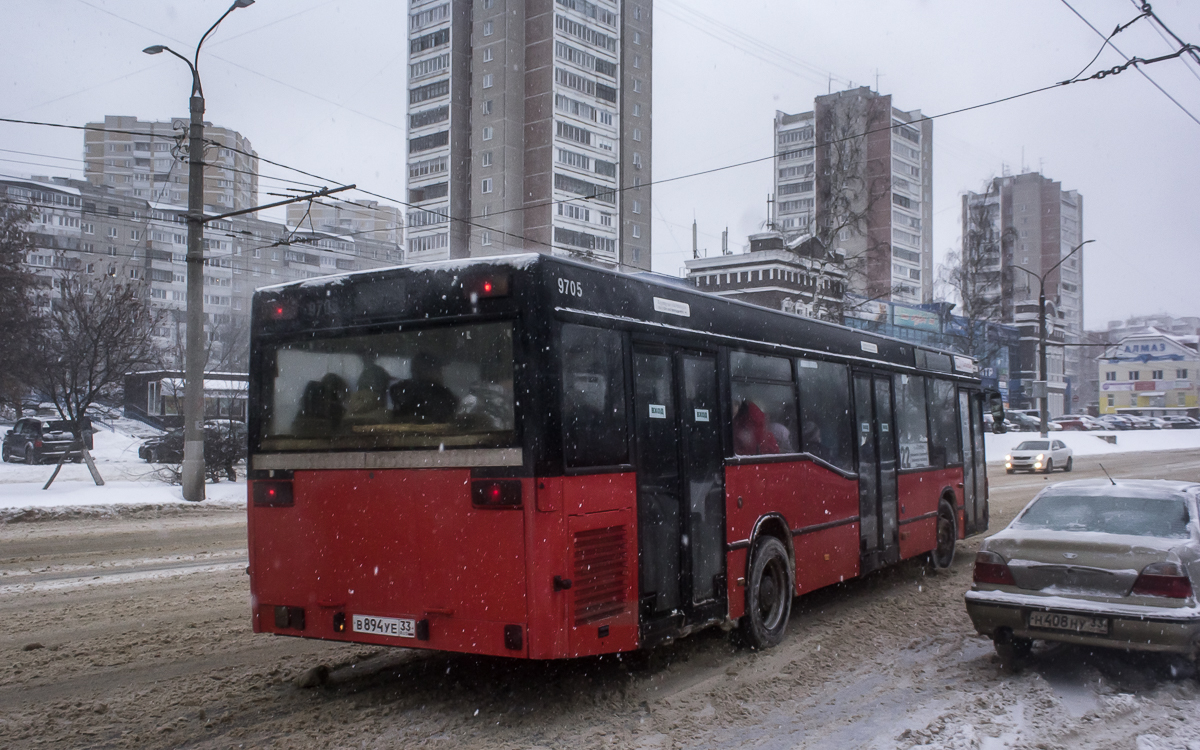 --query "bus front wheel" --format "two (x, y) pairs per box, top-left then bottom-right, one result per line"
(741, 536), (792, 649)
